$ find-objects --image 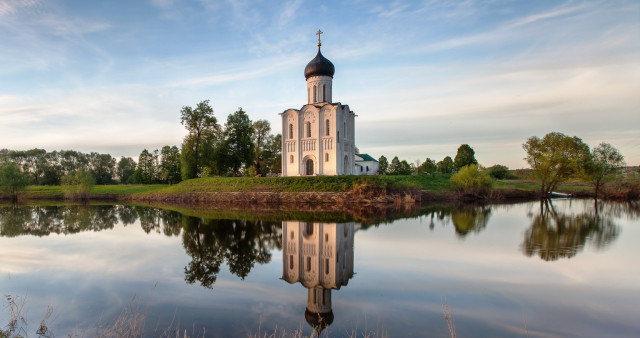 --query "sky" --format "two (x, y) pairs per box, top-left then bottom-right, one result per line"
(1, 0), (638, 169)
